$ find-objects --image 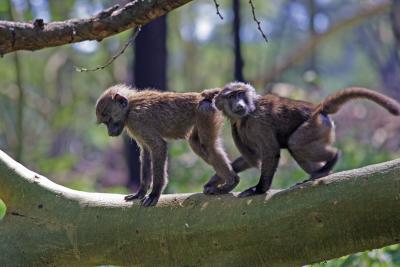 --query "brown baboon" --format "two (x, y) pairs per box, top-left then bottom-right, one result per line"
(208, 82), (400, 197)
(95, 84), (239, 207)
